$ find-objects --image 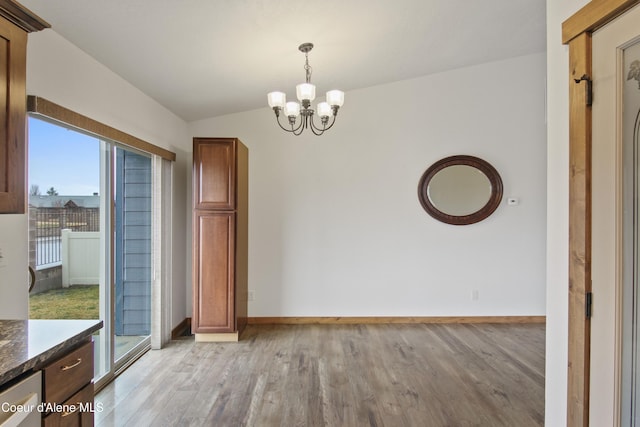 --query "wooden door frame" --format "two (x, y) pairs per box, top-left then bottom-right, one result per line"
(563, 1), (640, 425)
